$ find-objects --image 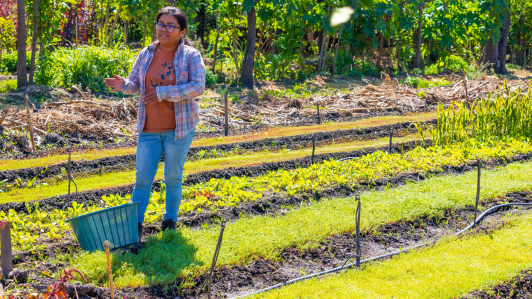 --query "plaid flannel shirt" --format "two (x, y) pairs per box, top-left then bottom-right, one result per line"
(119, 40), (205, 139)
